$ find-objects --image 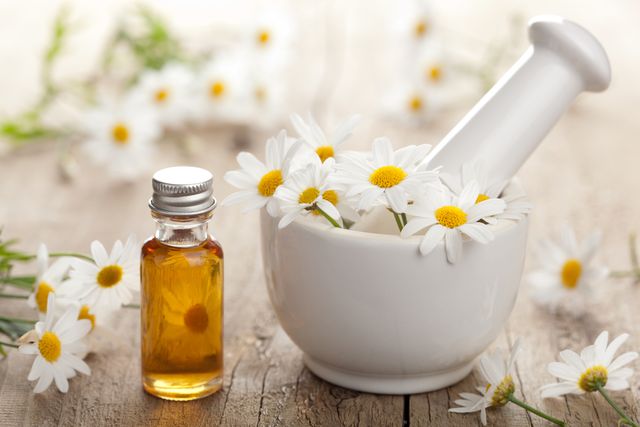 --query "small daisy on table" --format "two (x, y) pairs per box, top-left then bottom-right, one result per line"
(18, 293), (91, 393)
(450, 339), (565, 426)
(82, 99), (160, 180)
(333, 137), (438, 226)
(27, 244), (72, 317)
(60, 235), (140, 313)
(541, 331), (638, 426)
(222, 130), (301, 217)
(274, 157), (342, 229)
(401, 181), (505, 263)
(290, 113), (361, 163)
(528, 225), (608, 316)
